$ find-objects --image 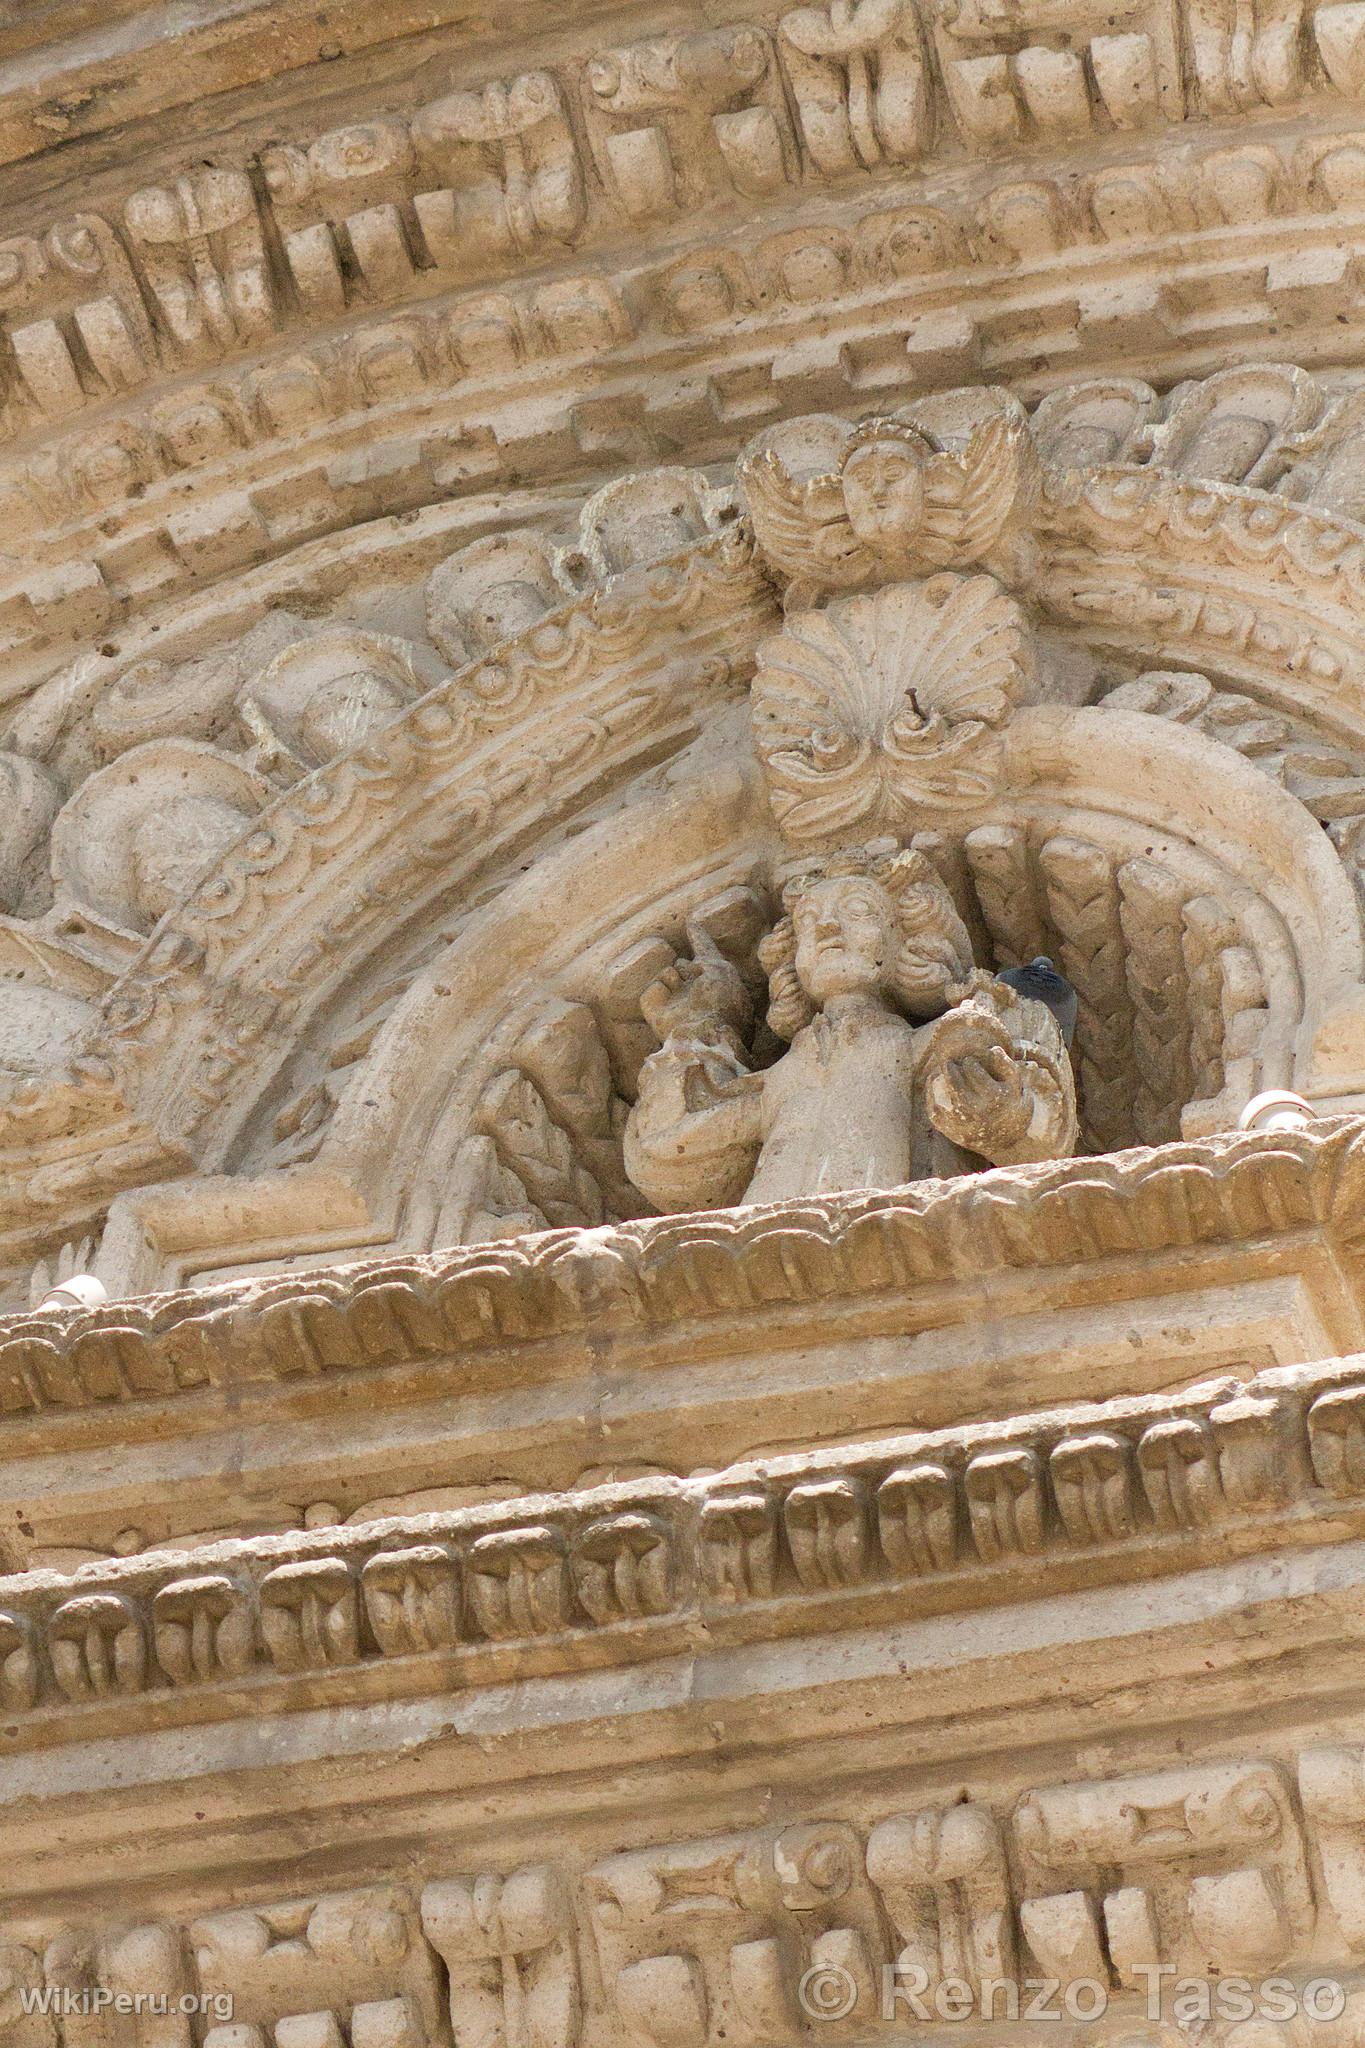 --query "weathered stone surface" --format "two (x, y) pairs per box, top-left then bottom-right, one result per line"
(10, 0), (1365, 2014)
